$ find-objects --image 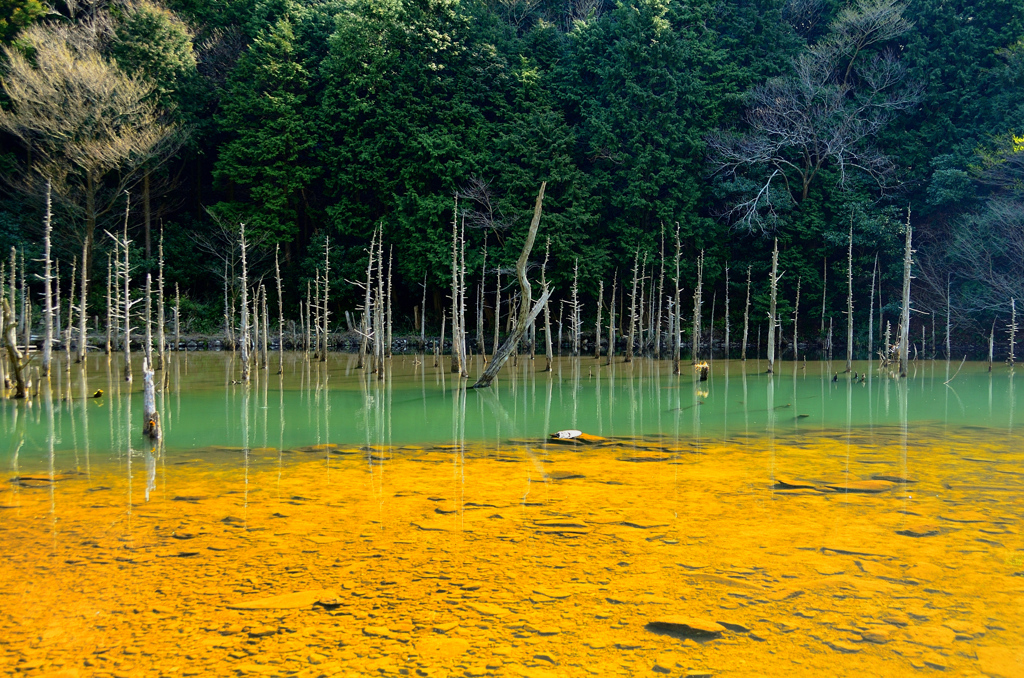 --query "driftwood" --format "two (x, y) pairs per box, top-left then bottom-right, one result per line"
(471, 183), (551, 389)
